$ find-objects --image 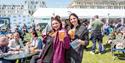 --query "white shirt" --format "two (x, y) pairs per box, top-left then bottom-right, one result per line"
(8, 39), (24, 49)
(31, 38), (39, 48)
